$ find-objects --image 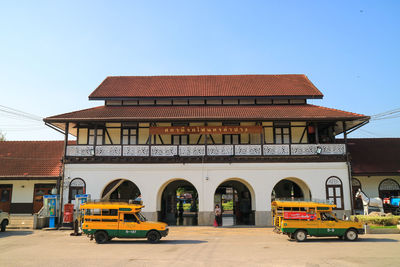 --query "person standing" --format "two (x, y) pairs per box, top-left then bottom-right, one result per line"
(214, 204), (222, 226)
